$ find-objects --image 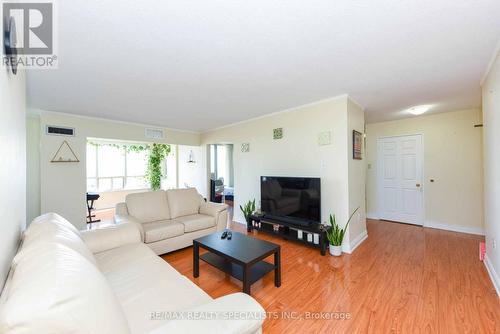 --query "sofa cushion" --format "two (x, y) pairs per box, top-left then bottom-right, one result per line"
(94, 243), (212, 334)
(166, 188), (201, 219)
(126, 191), (170, 222)
(0, 243), (130, 334)
(142, 220), (184, 243)
(95, 243), (180, 279)
(174, 214), (216, 233)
